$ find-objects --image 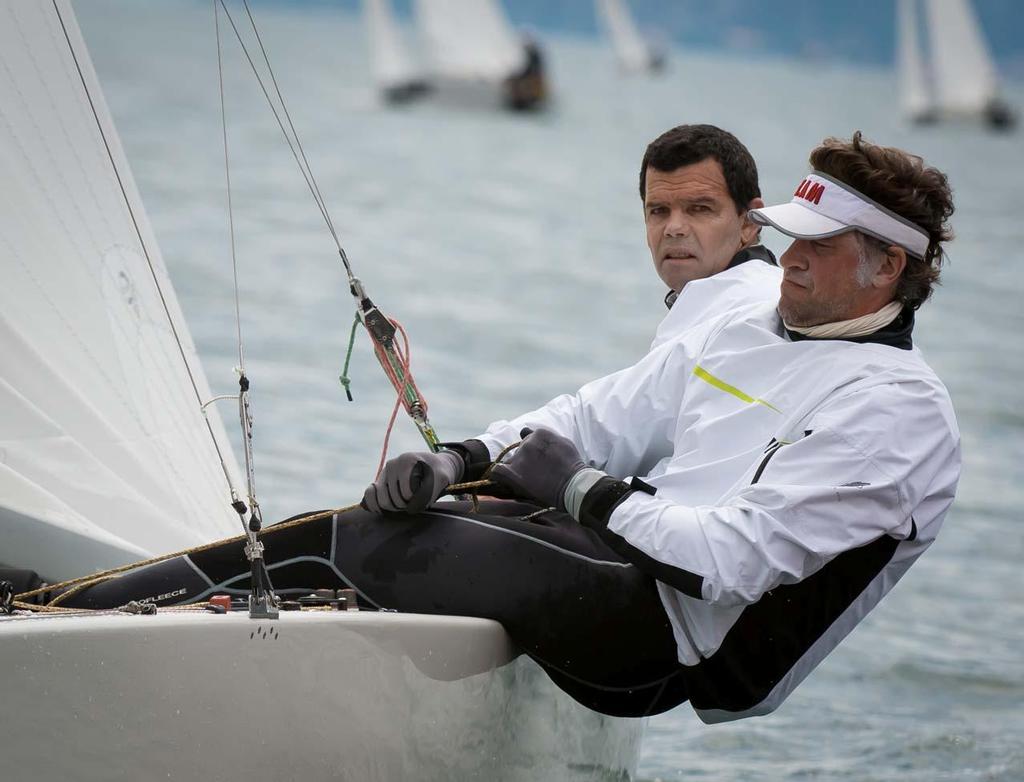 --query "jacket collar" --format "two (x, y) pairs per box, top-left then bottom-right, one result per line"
(664, 244), (777, 310)
(784, 306), (916, 350)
